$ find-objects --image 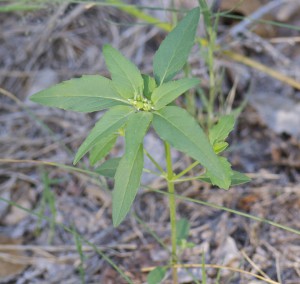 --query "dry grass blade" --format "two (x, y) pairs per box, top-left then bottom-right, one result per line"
(269, 36), (300, 44)
(115, 3), (300, 91)
(0, 252), (70, 265)
(0, 87), (22, 104)
(241, 250), (271, 280)
(228, 0), (285, 37)
(223, 50), (300, 90)
(1, 2), (300, 283)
